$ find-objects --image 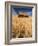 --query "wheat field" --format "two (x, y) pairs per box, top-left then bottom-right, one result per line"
(12, 14), (32, 38)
